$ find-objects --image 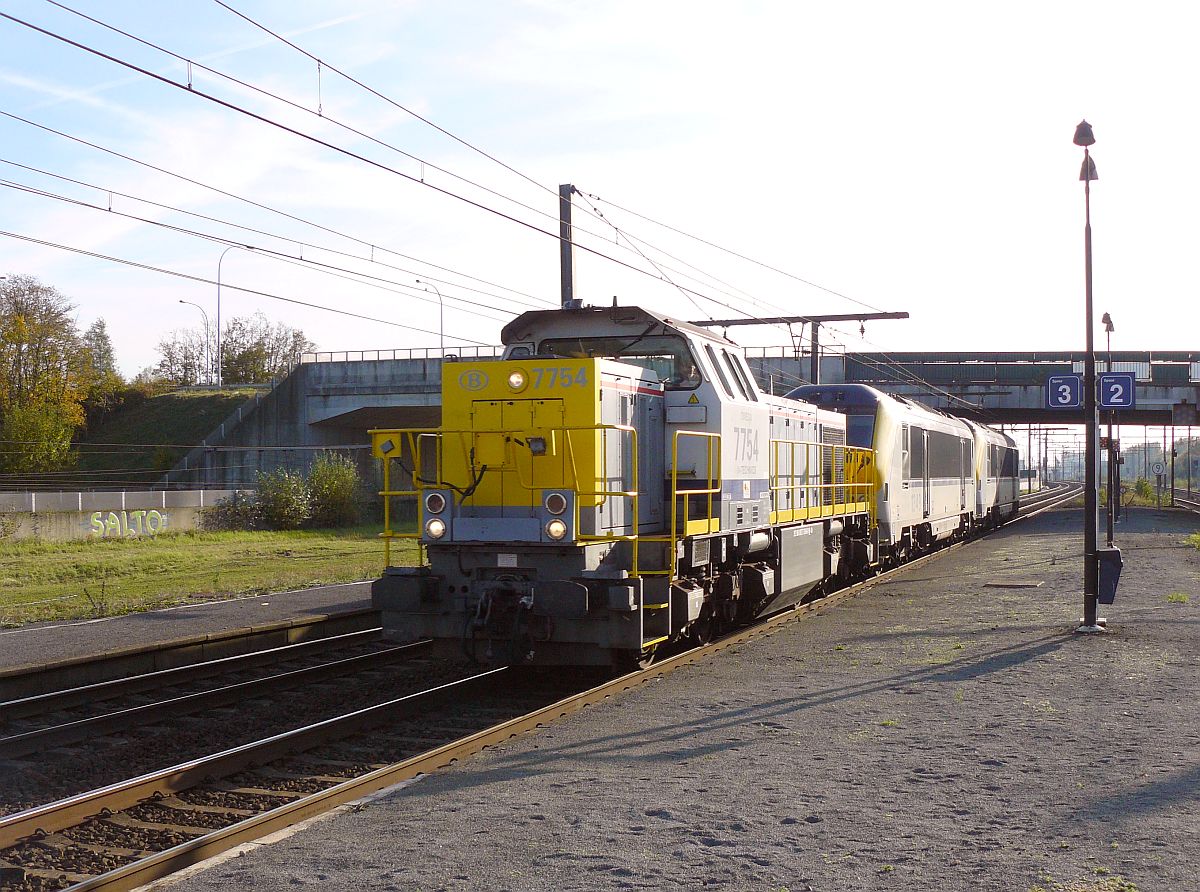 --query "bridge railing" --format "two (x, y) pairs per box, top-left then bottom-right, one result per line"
(299, 346), (503, 364)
